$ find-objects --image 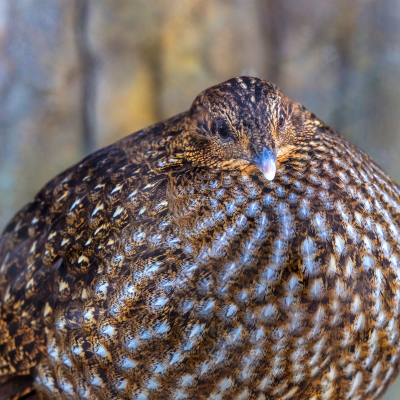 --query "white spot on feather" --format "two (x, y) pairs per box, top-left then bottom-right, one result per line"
(335, 235), (345, 255)
(113, 206), (124, 218)
(111, 185), (123, 194)
(69, 198), (81, 212)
